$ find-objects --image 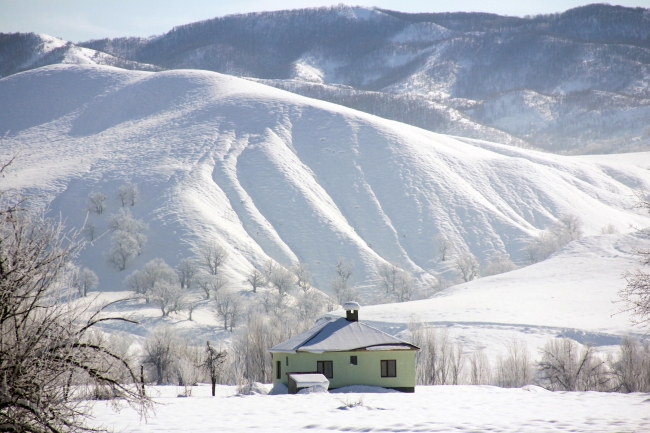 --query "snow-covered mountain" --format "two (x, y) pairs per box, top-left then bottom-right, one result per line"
(2, 64), (650, 299)
(0, 33), (160, 78)
(2, 4), (649, 153)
